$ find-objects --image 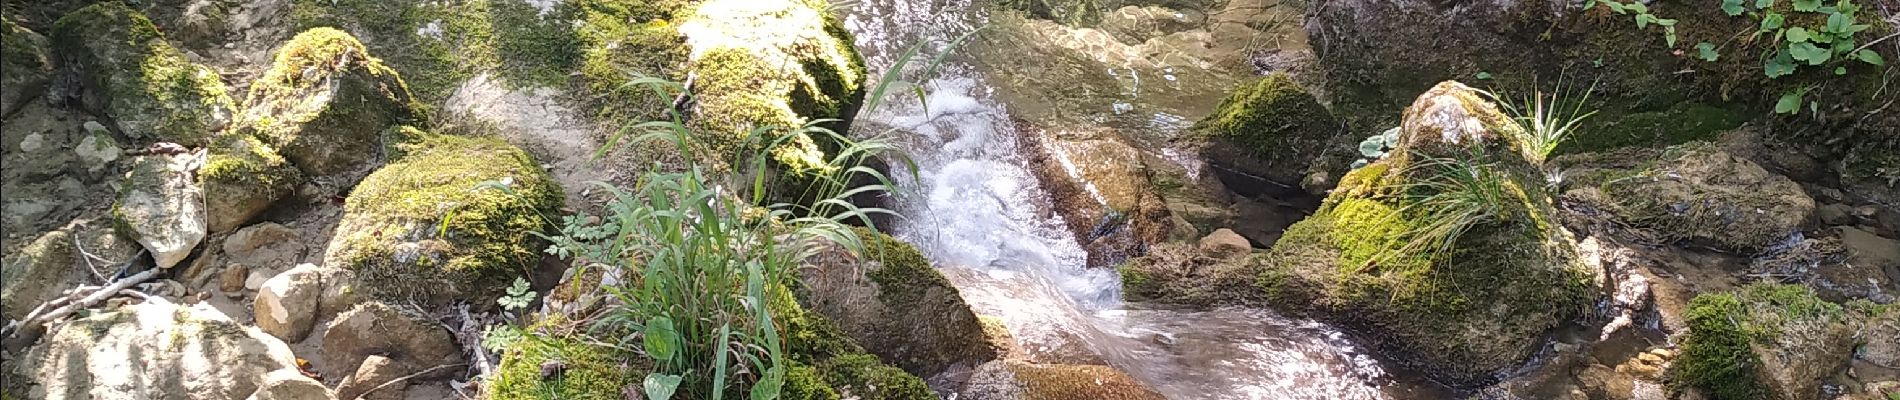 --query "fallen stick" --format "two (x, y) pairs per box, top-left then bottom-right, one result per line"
(351, 363), (467, 400)
(3, 269), (160, 343)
